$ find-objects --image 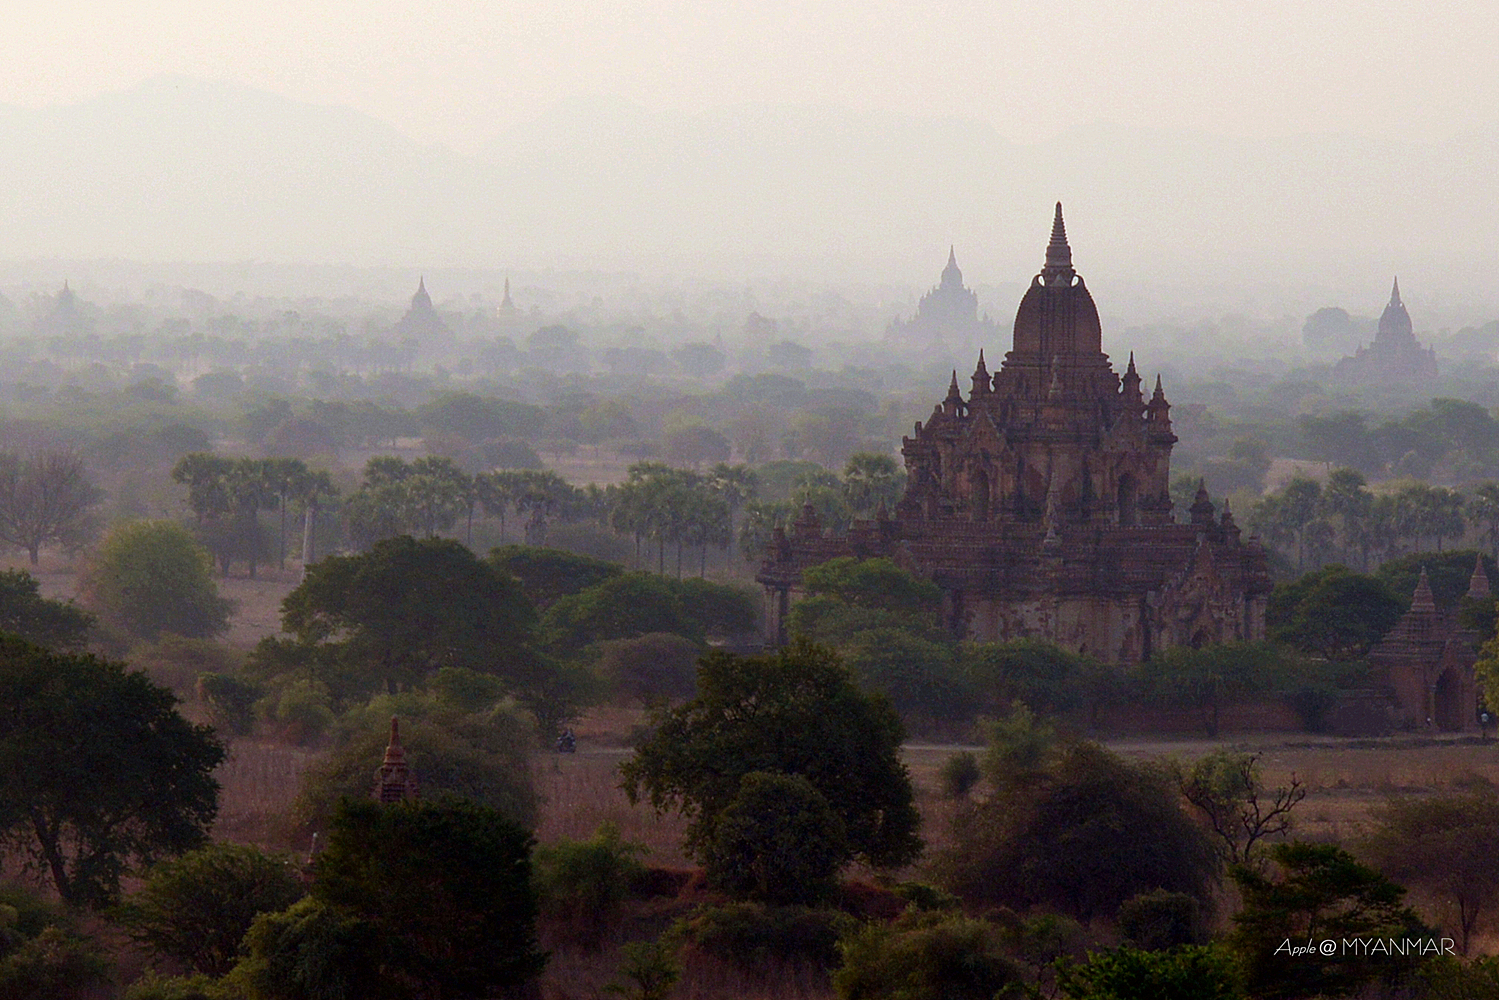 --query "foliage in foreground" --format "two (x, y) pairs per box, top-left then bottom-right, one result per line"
(0, 636), (224, 907)
(235, 797), (544, 1000)
(114, 842), (306, 978)
(620, 638), (922, 878)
